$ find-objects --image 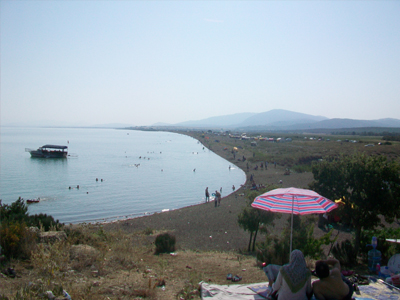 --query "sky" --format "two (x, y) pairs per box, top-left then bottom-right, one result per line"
(1, 1), (400, 127)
